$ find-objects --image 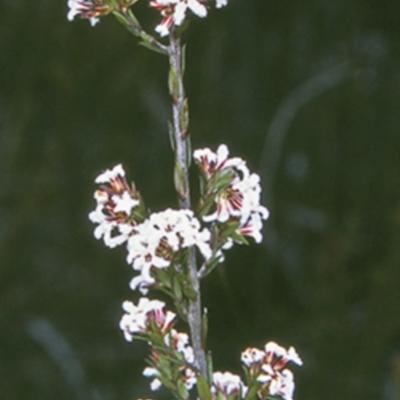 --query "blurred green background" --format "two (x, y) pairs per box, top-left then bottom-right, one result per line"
(1, 0), (400, 399)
